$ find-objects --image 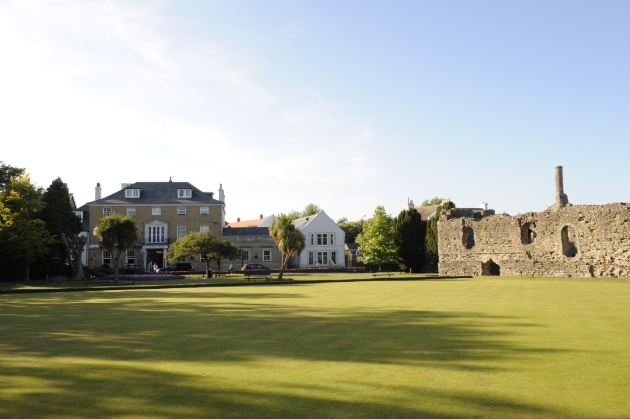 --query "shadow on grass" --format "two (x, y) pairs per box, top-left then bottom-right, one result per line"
(0, 289), (574, 419)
